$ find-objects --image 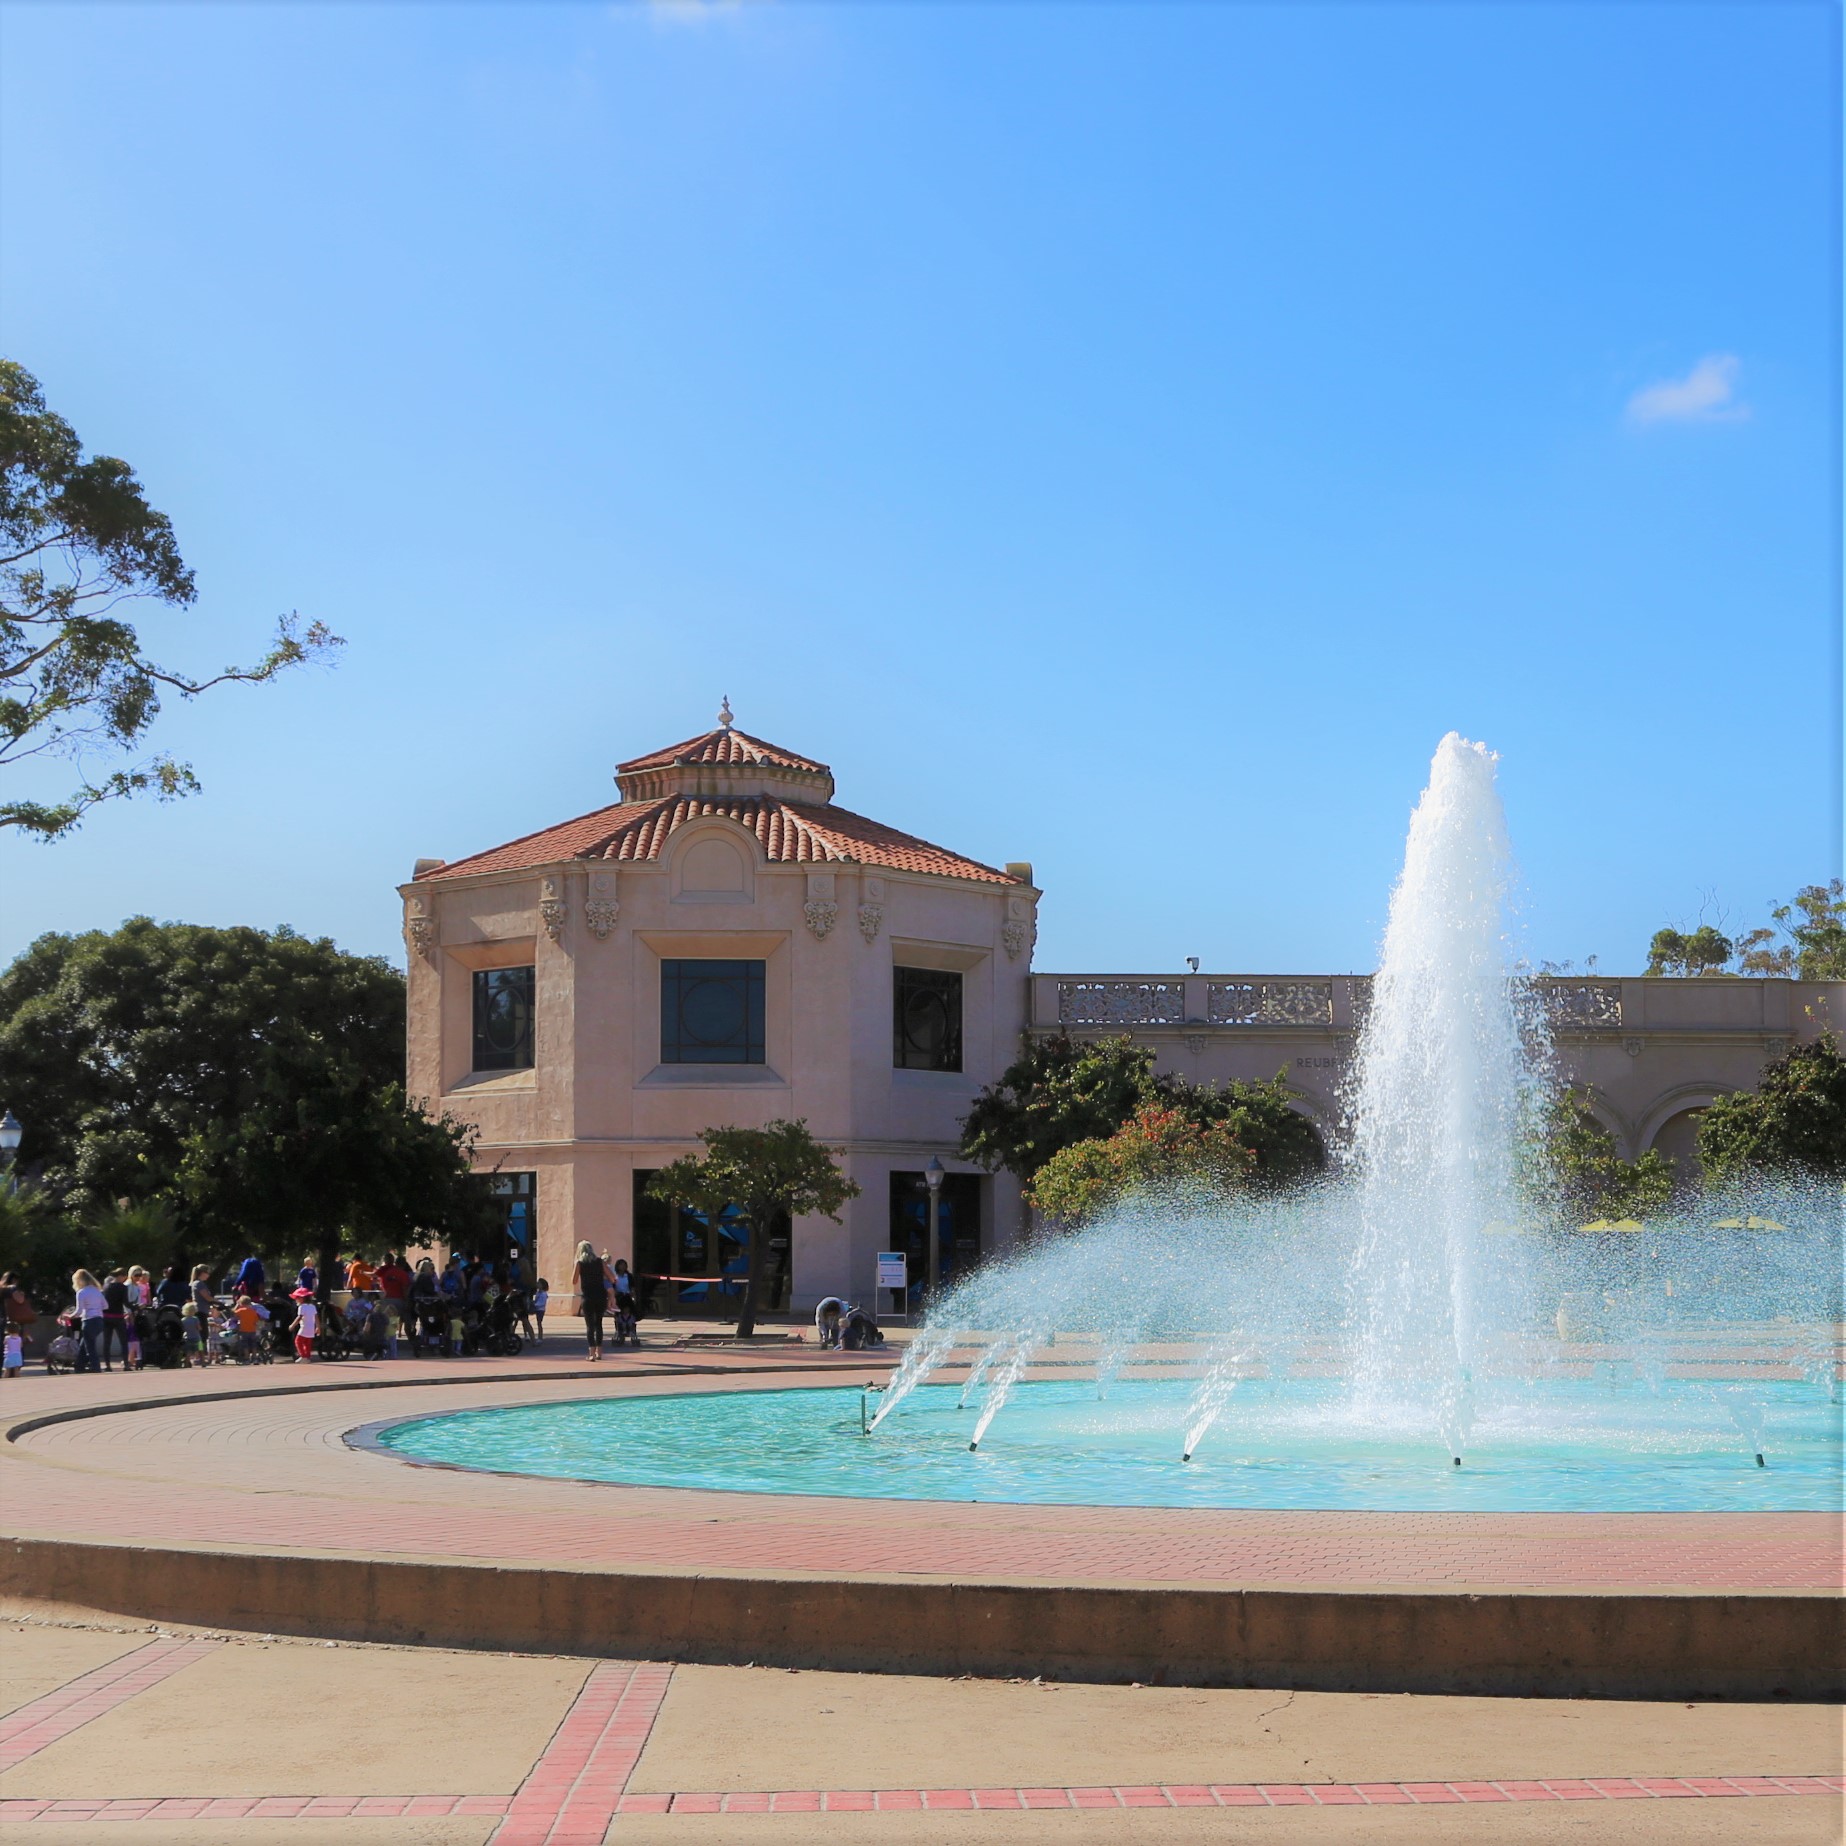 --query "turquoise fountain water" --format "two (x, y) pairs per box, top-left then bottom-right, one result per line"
(378, 736), (1843, 1511)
